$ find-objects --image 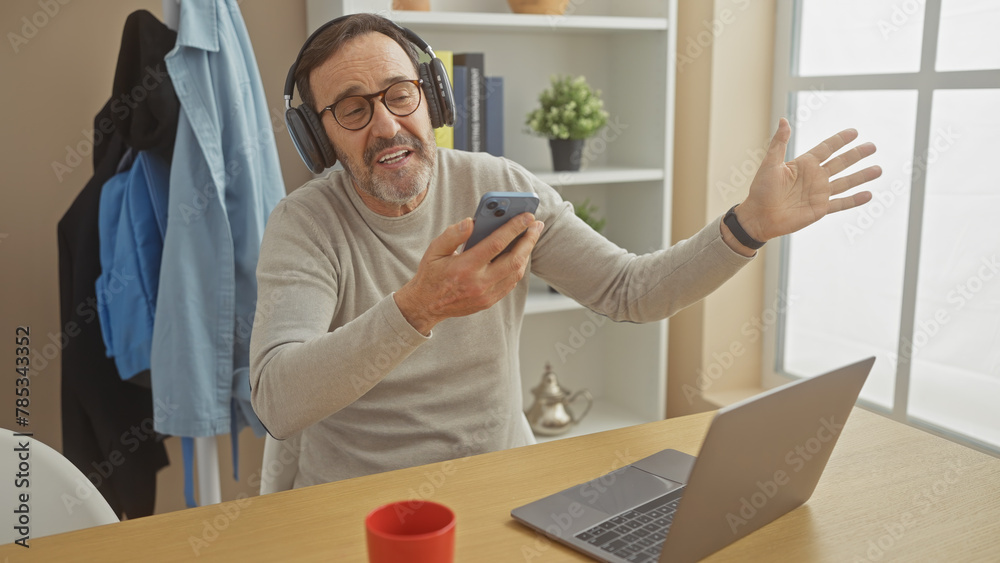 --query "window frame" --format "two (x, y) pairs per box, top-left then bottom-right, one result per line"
(765, 0), (1000, 457)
